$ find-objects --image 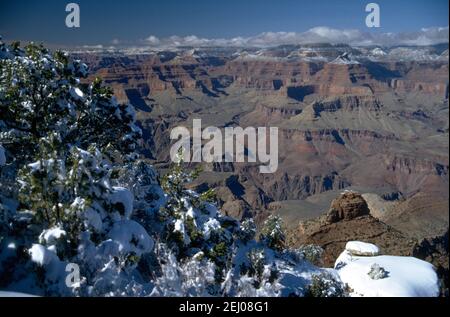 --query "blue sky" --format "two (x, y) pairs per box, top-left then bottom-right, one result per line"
(0, 0), (448, 46)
